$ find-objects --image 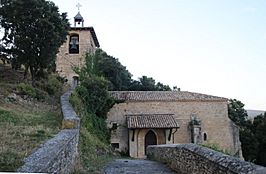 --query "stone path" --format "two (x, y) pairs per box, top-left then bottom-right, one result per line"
(102, 159), (177, 174)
